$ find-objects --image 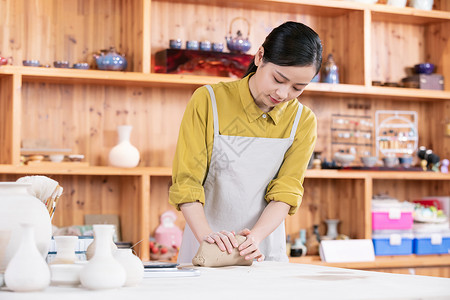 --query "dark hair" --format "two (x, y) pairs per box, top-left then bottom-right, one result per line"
(243, 21), (323, 78)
